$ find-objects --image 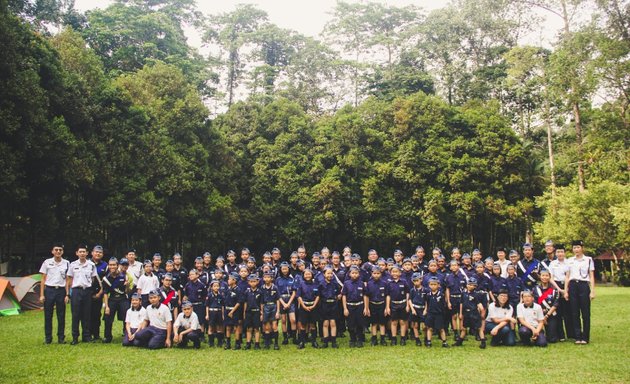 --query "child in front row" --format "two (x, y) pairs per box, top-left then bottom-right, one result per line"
(423, 277), (448, 347)
(454, 277), (486, 348)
